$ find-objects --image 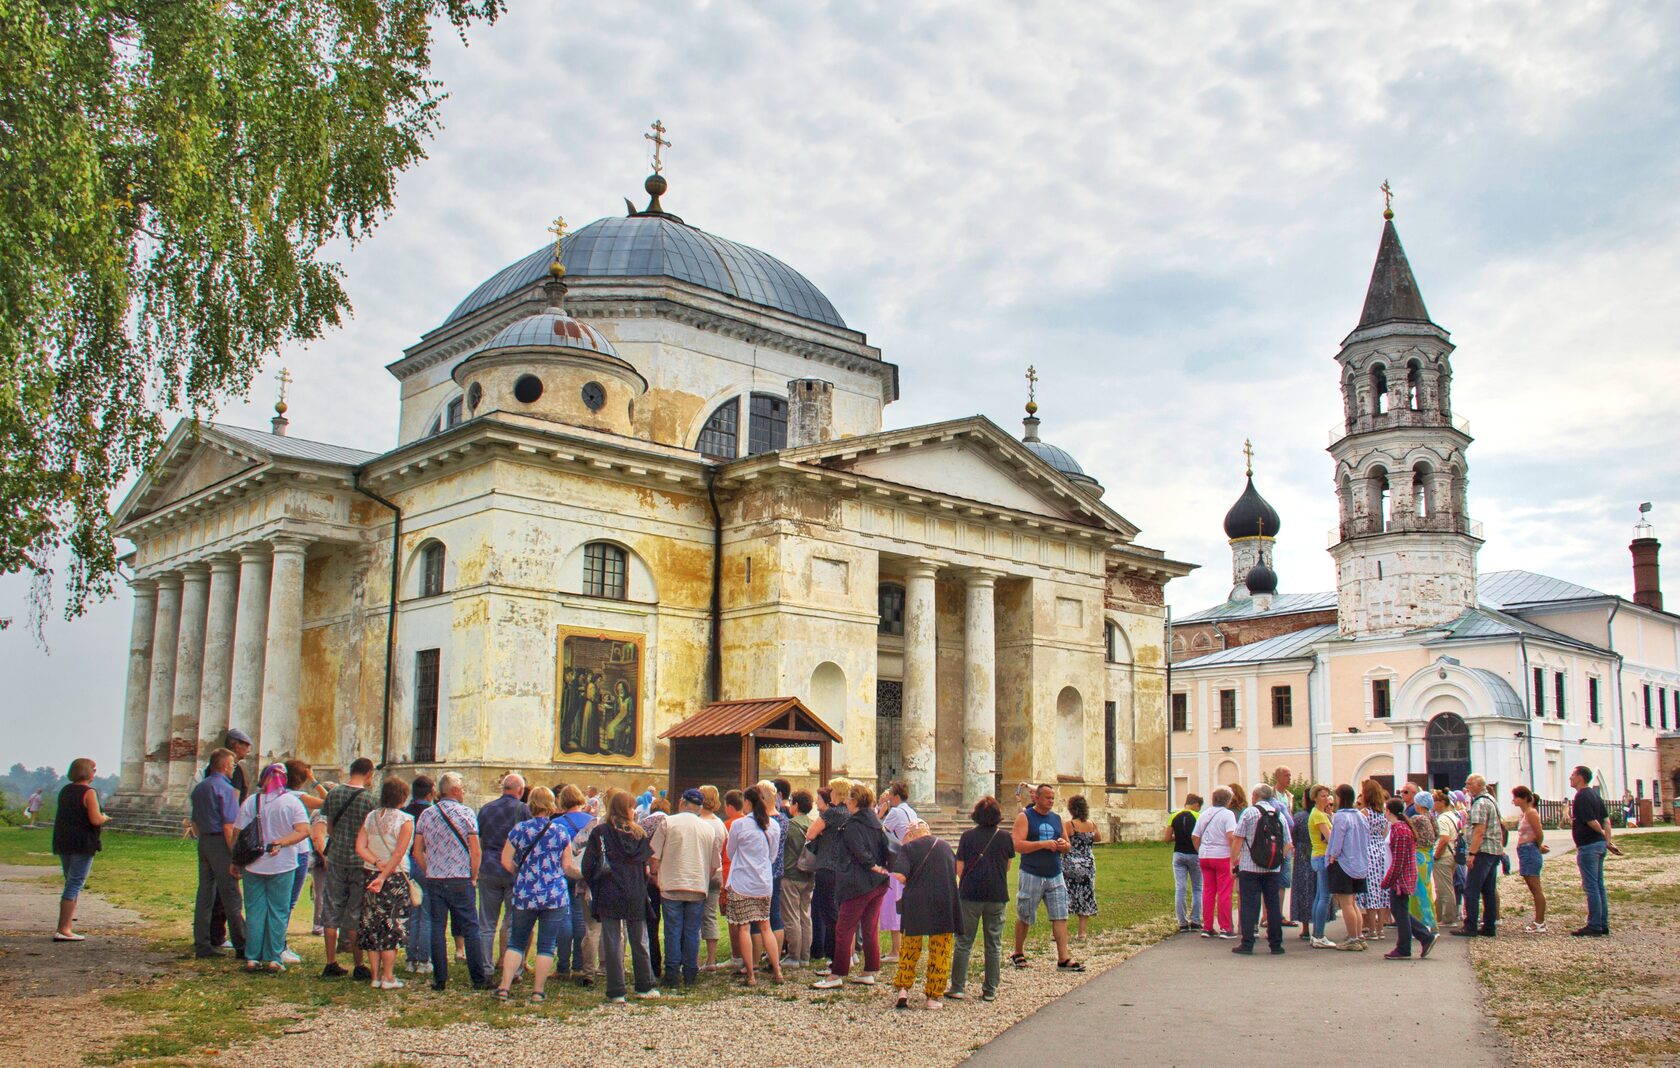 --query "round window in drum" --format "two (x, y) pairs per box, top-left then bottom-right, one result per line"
(513, 374), (543, 404)
(467, 382), (483, 411)
(581, 381), (607, 412)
